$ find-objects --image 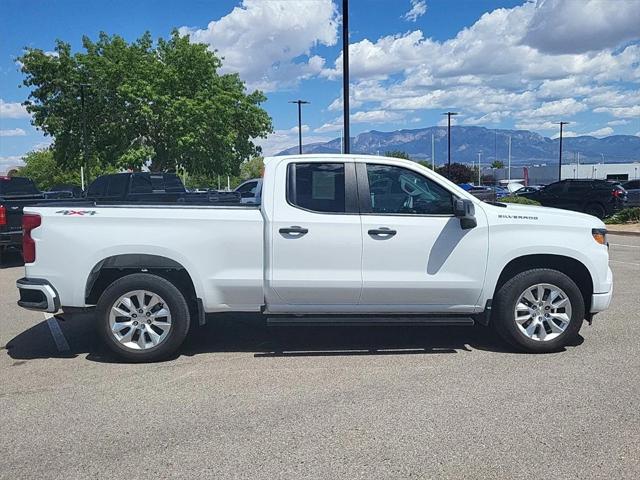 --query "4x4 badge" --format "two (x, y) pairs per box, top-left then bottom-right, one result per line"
(55, 210), (97, 216)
